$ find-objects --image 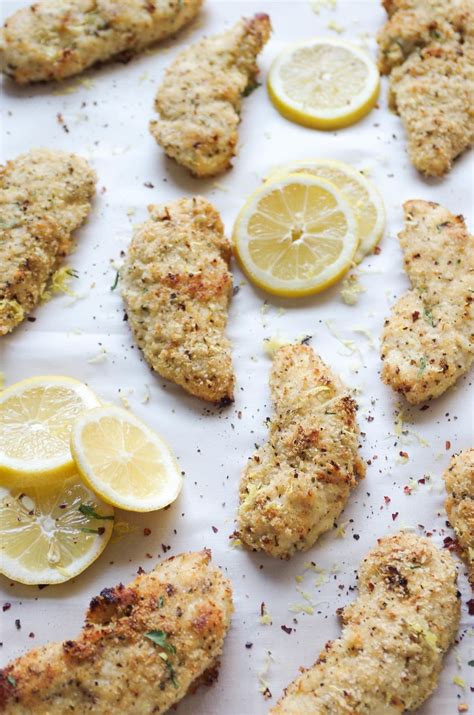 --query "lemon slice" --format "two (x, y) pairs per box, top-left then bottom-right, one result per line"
(0, 475), (114, 585)
(71, 405), (183, 512)
(267, 159), (385, 261)
(233, 173), (357, 297)
(0, 376), (100, 484)
(268, 38), (380, 129)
